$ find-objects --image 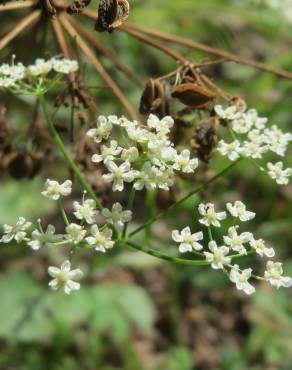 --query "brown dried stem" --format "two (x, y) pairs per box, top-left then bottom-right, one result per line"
(0, 0), (37, 11)
(68, 17), (142, 87)
(0, 10), (41, 50)
(59, 13), (139, 120)
(81, 8), (187, 64)
(124, 22), (292, 80)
